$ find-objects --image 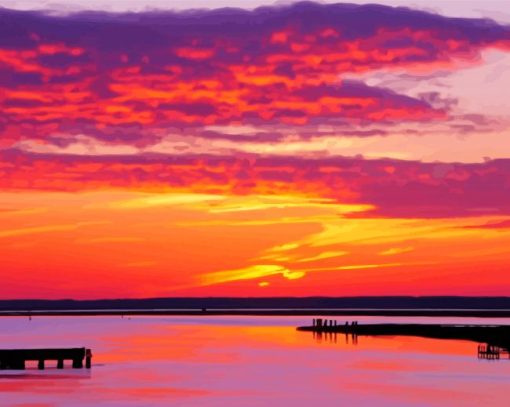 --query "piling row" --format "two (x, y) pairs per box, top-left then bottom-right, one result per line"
(477, 344), (509, 360)
(311, 318), (358, 332)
